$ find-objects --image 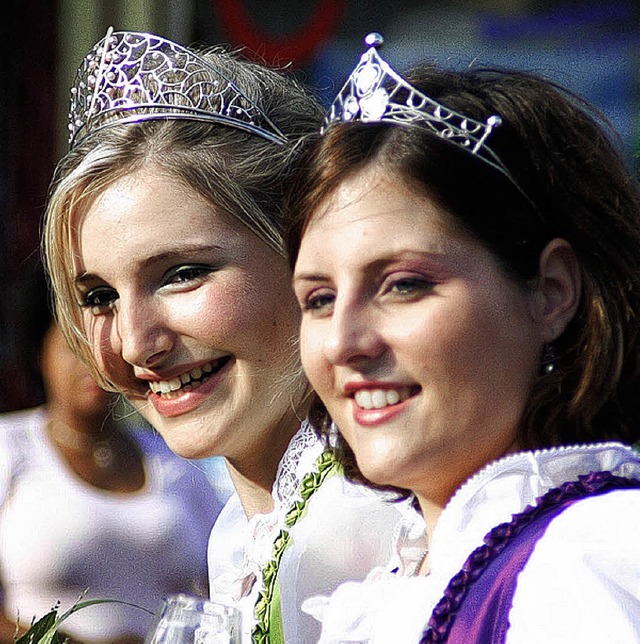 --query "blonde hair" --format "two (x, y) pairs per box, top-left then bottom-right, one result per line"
(43, 44), (323, 389)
